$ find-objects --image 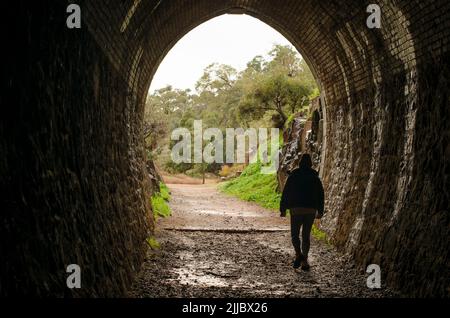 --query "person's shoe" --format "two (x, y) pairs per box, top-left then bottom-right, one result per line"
(300, 259), (310, 271)
(293, 254), (305, 269)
